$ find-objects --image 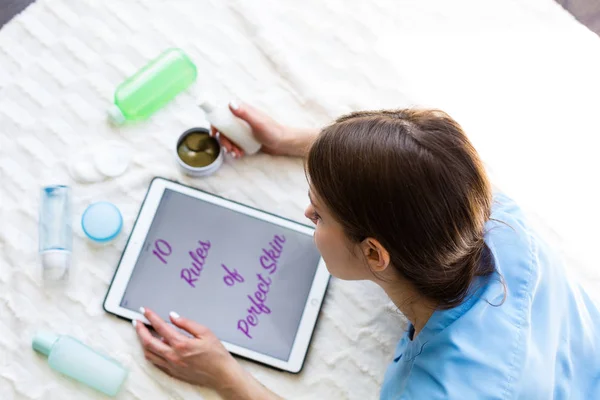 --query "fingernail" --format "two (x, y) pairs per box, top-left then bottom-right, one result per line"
(139, 307), (146, 315)
(169, 311), (180, 319)
(132, 320), (137, 328)
(229, 100), (239, 110)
